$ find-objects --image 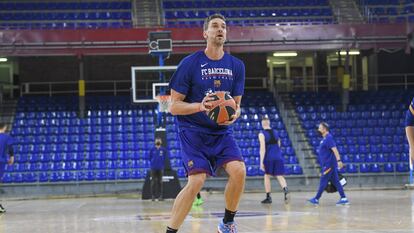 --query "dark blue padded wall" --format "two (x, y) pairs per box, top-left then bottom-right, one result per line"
(294, 90), (411, 174)
(163, 0), (335, 27)
(0, 1), (132, 30)
(6, 92), (302, 183)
